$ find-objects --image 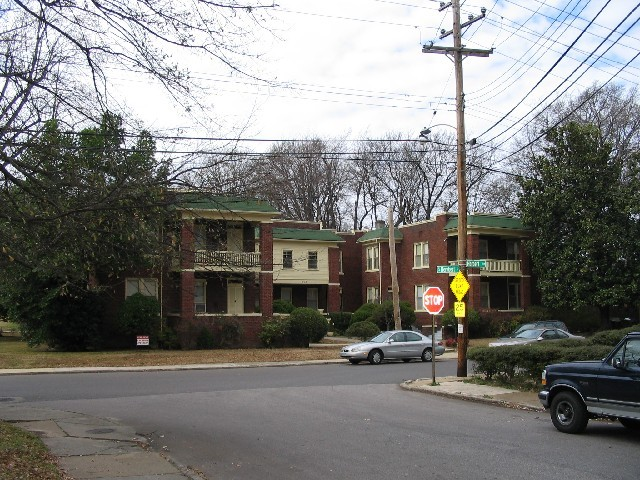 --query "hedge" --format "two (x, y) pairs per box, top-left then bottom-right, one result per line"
(467, 326), (640, 383)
